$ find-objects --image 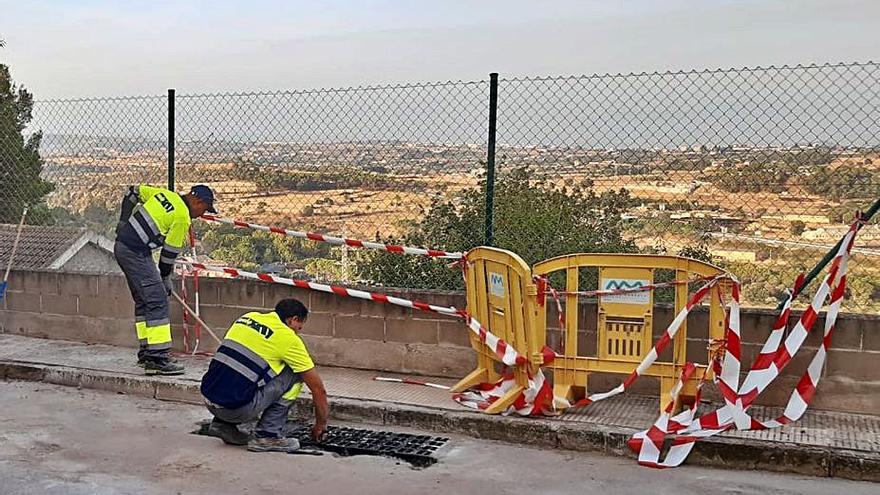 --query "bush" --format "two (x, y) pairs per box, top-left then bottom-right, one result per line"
(706, 161), (792, 193)
(800, 164), (880, 201)
(356, 166), (638, 289)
